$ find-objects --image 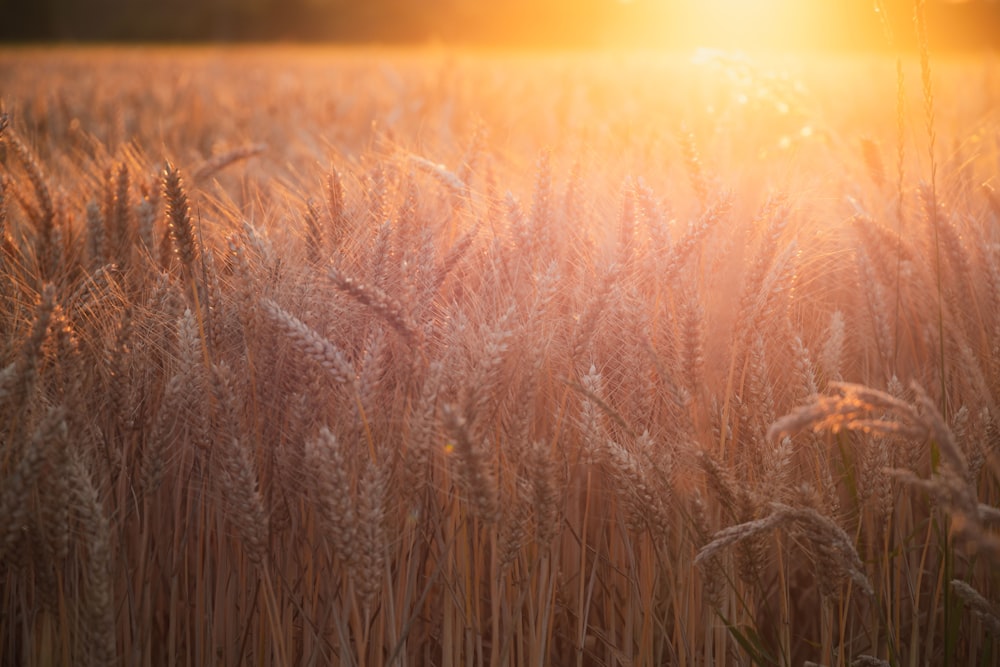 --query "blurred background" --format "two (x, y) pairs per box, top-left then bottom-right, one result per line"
(1, 0), (998, 51)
